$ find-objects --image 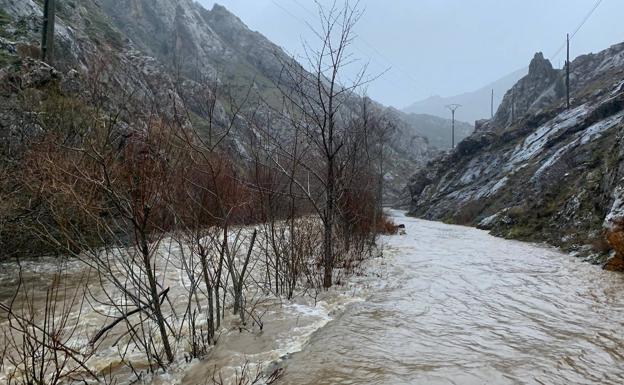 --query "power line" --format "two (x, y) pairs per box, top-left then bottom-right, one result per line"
(571, 0), (604, 39)
(270, 0), (401, 92)
(550, 0), (605, 61)
(286, 0), (423, 94)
